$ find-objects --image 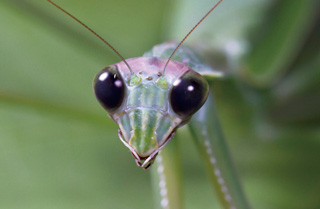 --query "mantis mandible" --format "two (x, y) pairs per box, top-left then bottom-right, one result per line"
(48, 0), (251, 208)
